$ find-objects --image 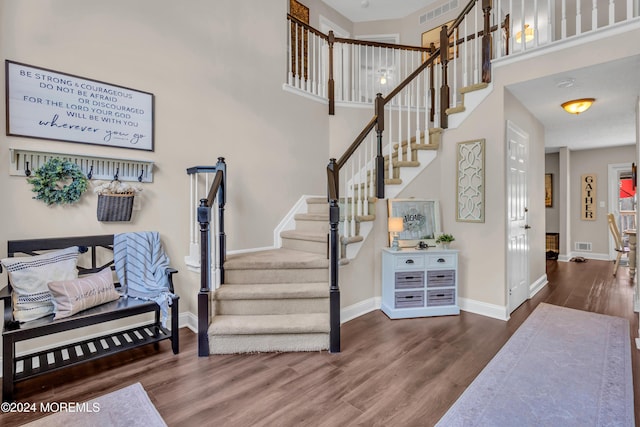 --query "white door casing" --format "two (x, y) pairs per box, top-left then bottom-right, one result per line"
(506, 120), (530, 313)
